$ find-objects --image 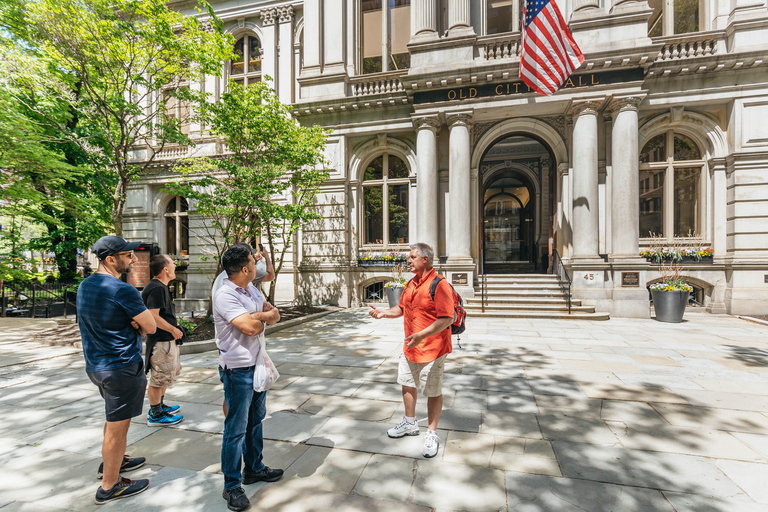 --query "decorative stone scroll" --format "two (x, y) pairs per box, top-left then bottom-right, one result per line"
(278, 6), (294, 24)
(413, 115), (441, 133)
(261, 8), (277, 26)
